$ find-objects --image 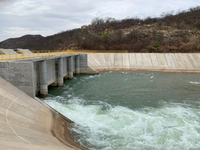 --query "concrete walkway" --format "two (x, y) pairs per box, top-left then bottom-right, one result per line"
(0, 77), (85, 150)
(88, 53), (200, 72)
